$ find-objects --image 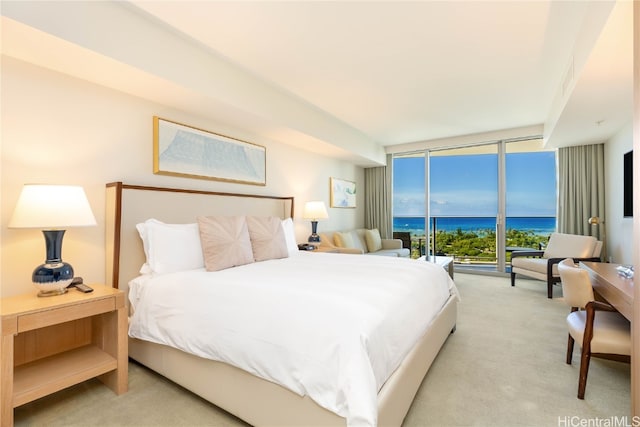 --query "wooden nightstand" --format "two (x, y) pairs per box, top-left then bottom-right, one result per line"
(1, 285), (128, 425)
(298, 244), (339, 253)
(311, 246), (340, 253)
